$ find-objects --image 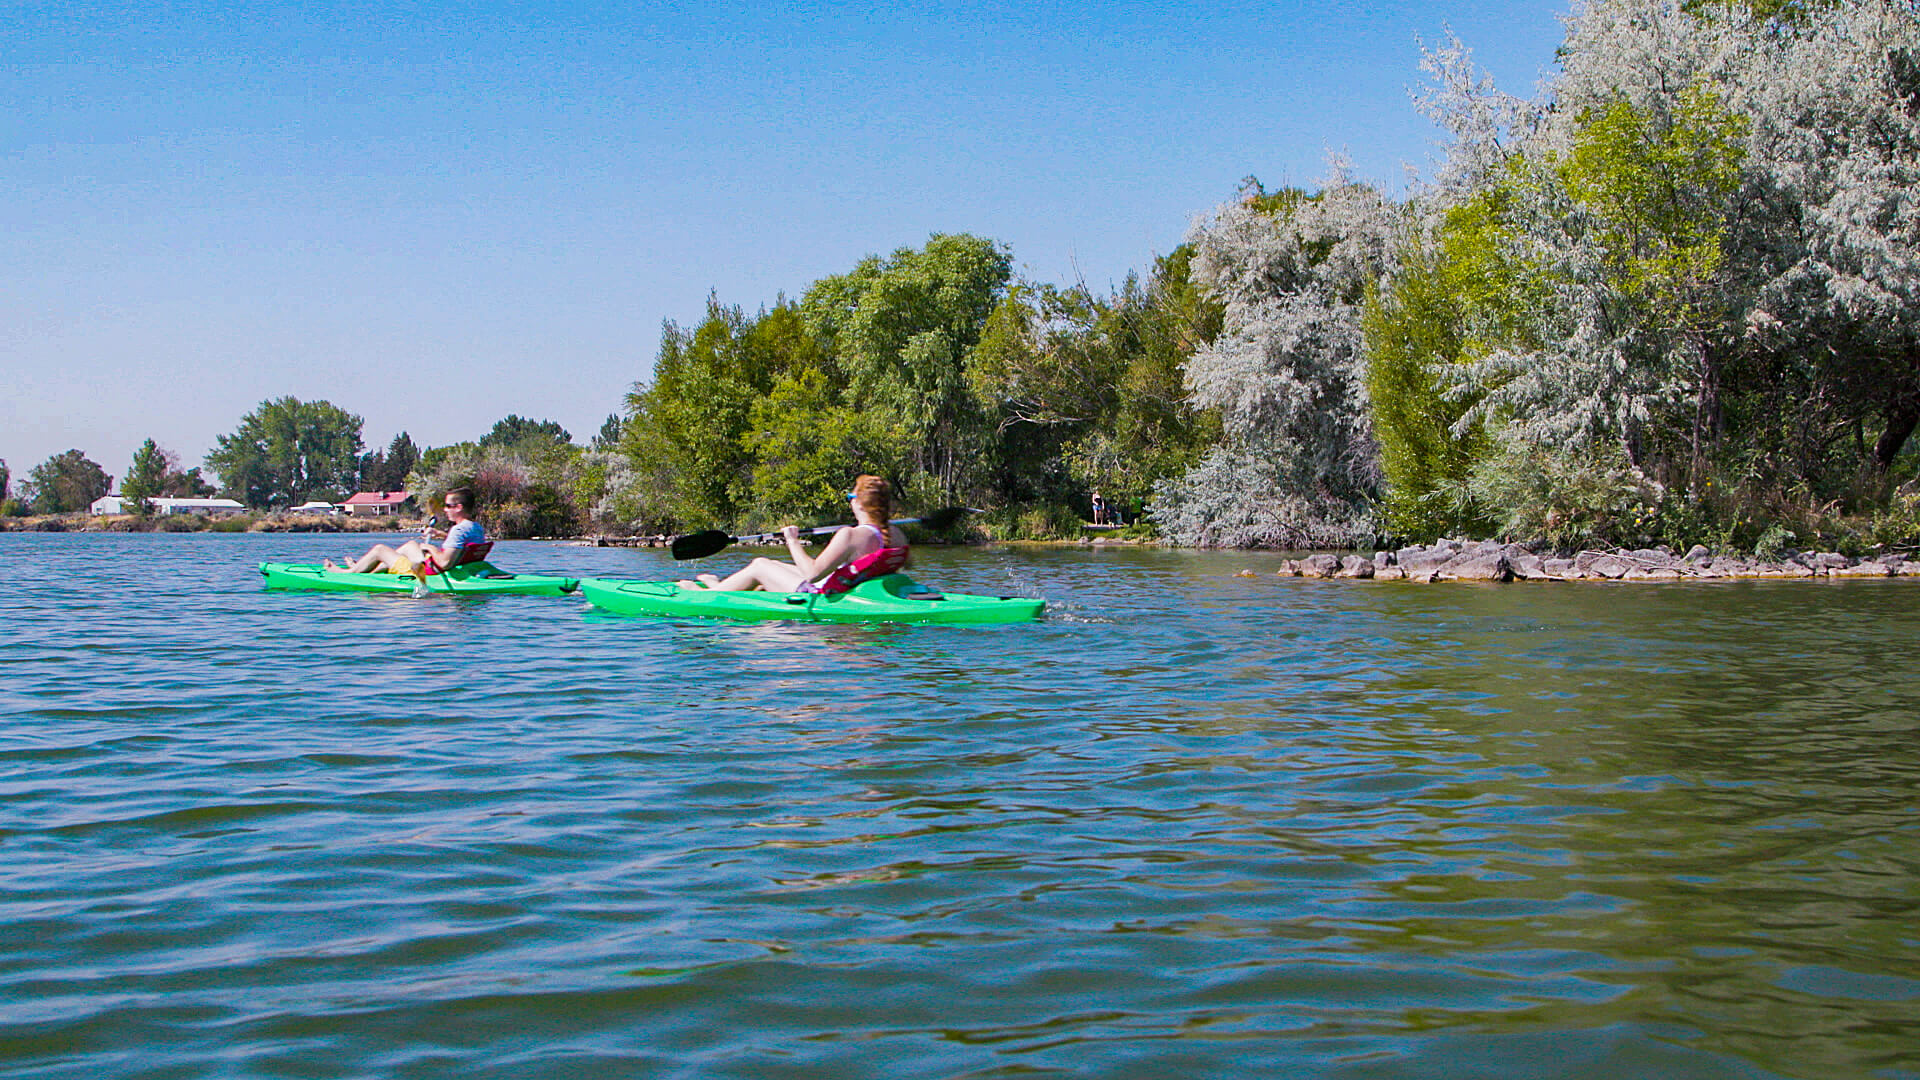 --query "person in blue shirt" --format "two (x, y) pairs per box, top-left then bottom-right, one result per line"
(327, 487), (486, 575)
